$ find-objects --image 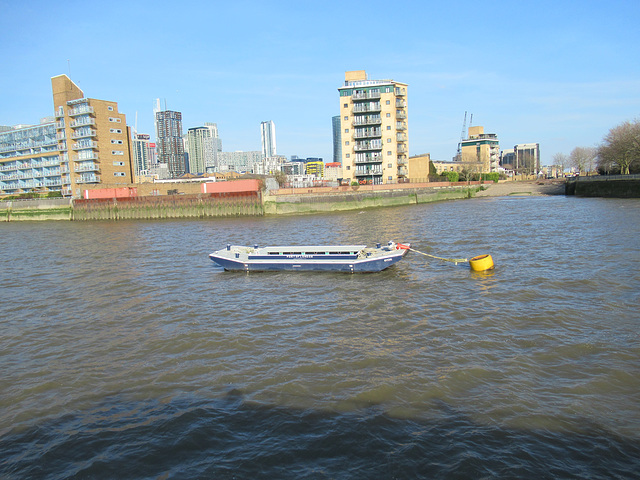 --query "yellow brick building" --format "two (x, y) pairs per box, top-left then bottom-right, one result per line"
(52, 75), (134, 197)
(338, 70), (408, 185)
(460, 126), (500, 173)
